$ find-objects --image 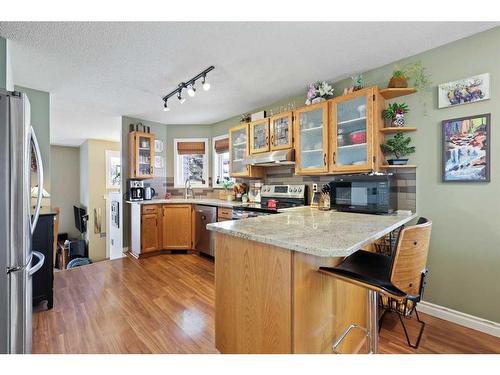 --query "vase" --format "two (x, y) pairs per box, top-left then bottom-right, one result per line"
(387, 158), (409, 165)
(311, 97), (326, 104)
(392, 114), (405, 127)
(388, 76), (408, 88)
